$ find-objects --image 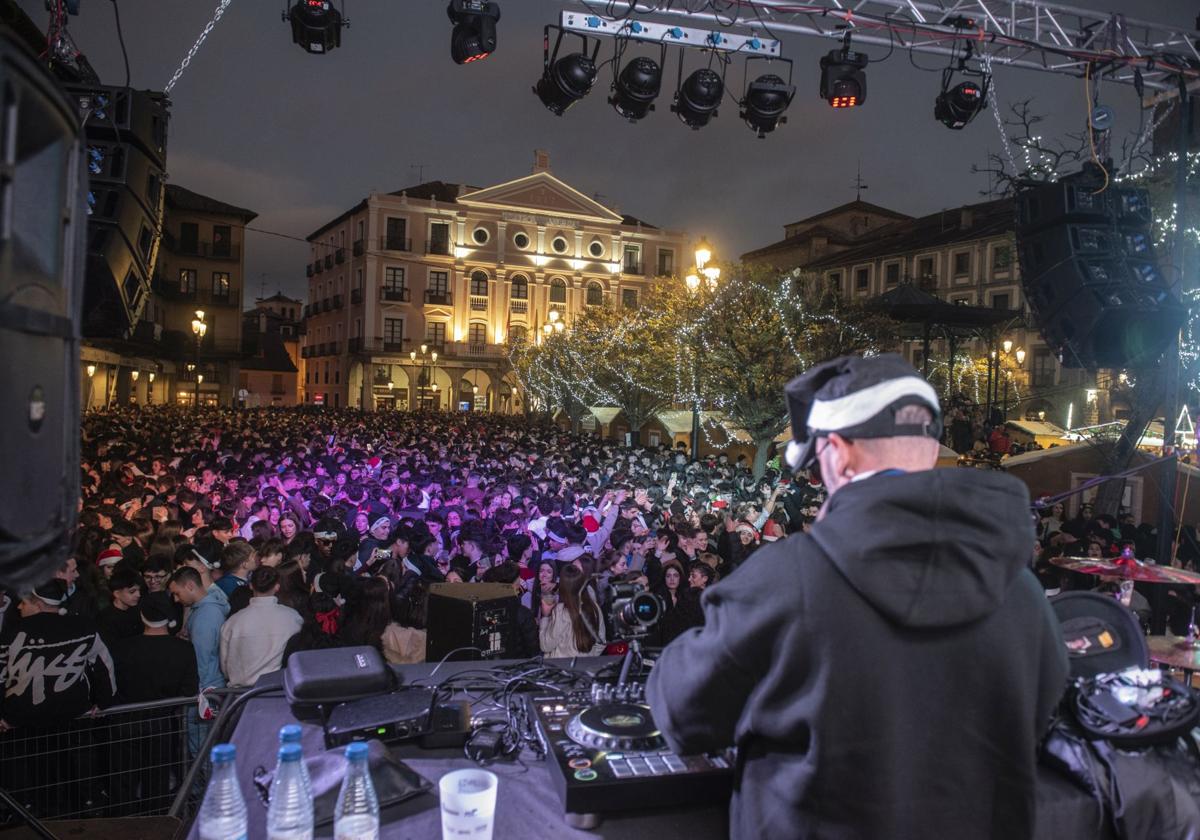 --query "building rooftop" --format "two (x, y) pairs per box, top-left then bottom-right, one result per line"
(307, 171), (664, 241)
(783, 199), (913, 232)
(165, 184), (257, 223)
(240, 331), (299, 373)
(742, 222), (860, 260)
(804, 198), (1014, 270)
(256, 291), (303, 305)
